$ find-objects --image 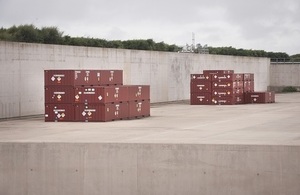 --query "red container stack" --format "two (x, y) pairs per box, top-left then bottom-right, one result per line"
(44, 70), (150, 122)
(191, 70), (275, 105)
